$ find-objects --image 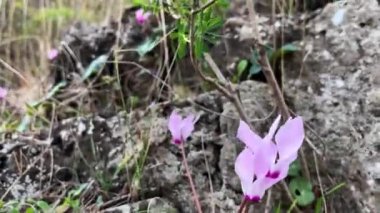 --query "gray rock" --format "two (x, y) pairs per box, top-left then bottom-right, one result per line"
(282, 0), (380, 211)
